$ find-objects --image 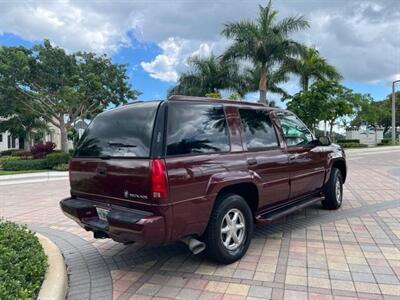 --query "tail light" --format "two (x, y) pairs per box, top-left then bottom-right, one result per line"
(151, 159), (168, 200)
